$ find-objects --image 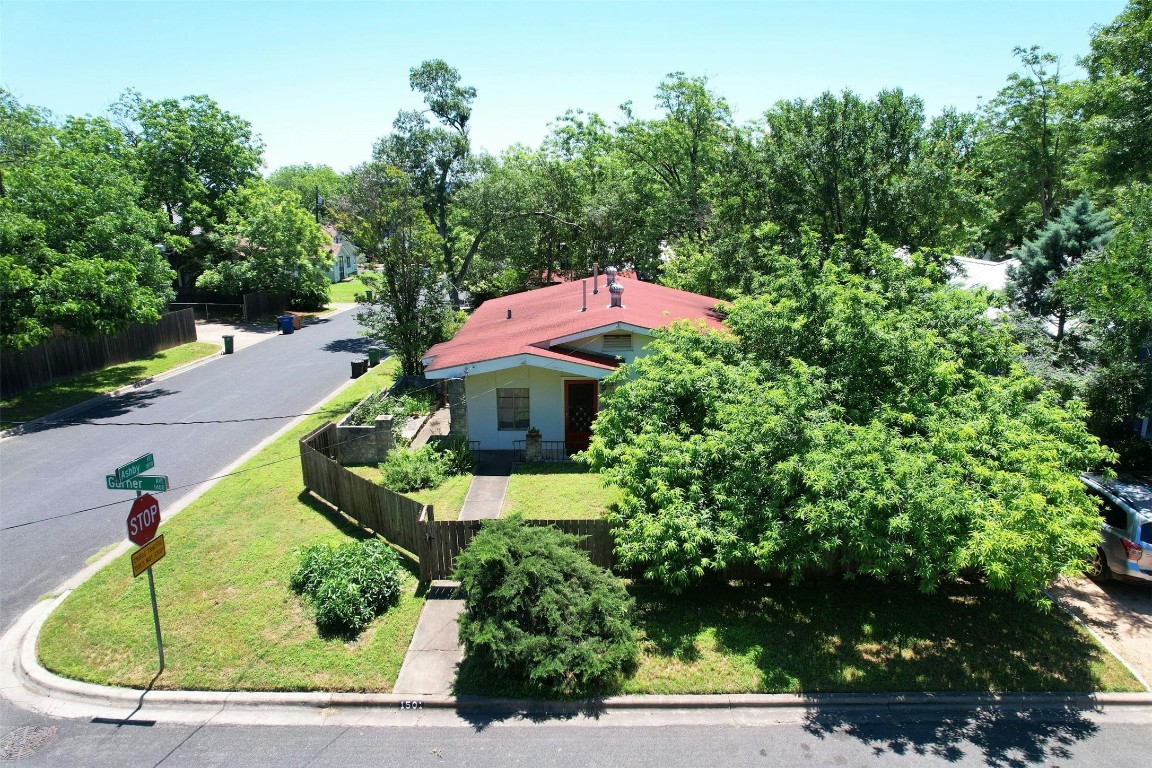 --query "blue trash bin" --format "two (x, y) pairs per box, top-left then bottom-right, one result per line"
(277, 315), (294, 334)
